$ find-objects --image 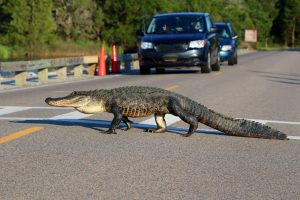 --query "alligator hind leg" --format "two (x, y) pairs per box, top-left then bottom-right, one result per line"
(168, 99), (198, 137)
(145, 114), (167, 133)
(122, 116), (133, 131)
